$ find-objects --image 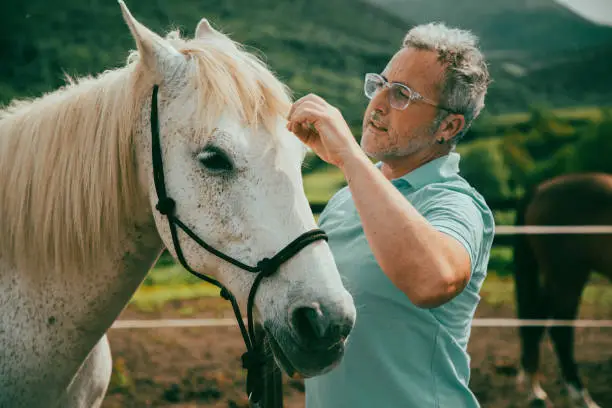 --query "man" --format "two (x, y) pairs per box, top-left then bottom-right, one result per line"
(286, 23), (495, 407)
